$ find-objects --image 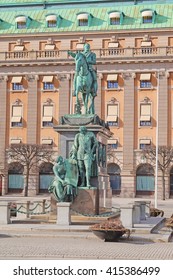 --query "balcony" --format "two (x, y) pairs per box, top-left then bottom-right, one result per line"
(0, 46), (172, 66)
